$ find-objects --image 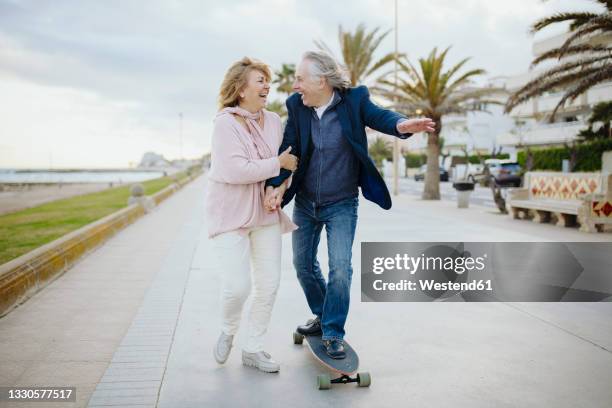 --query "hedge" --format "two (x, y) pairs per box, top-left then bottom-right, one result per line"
(403, 153), (427, 168)
(467, 153), (509, 164)
(517, 139), (612, 172)
(403, 153), (510, 167)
